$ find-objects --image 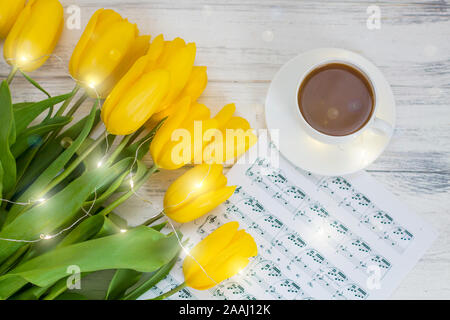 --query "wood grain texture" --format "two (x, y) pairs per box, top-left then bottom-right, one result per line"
(1, 0), (449, 299)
